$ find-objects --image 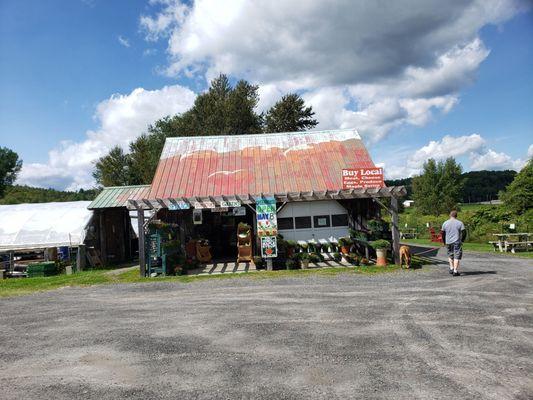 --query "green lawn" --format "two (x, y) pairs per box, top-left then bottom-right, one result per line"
(0, 264), (416, 298)
(402, 238), (533, 258)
